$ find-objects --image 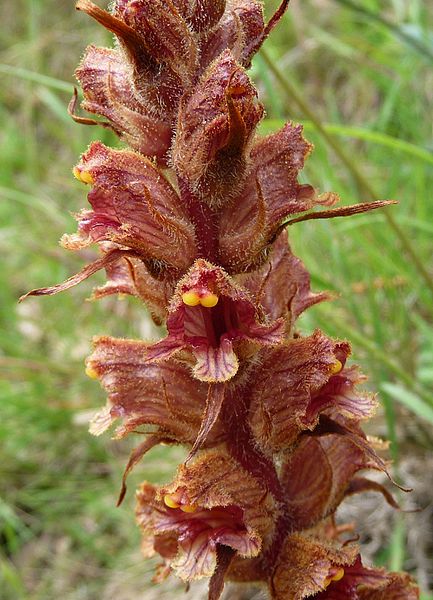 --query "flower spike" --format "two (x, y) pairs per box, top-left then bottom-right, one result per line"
(26, 1), (419, 599)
